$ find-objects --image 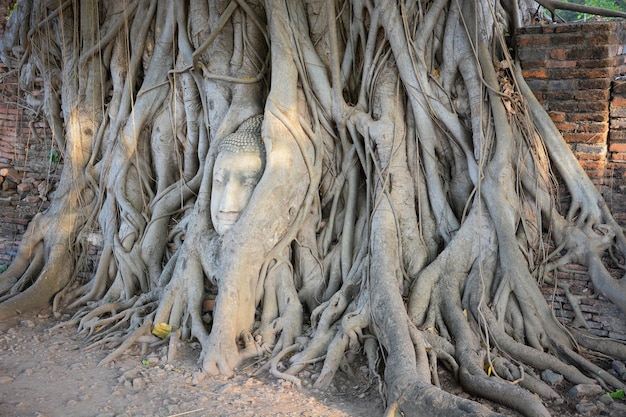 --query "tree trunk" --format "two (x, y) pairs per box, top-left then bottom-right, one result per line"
(1, 1), (625, 415)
